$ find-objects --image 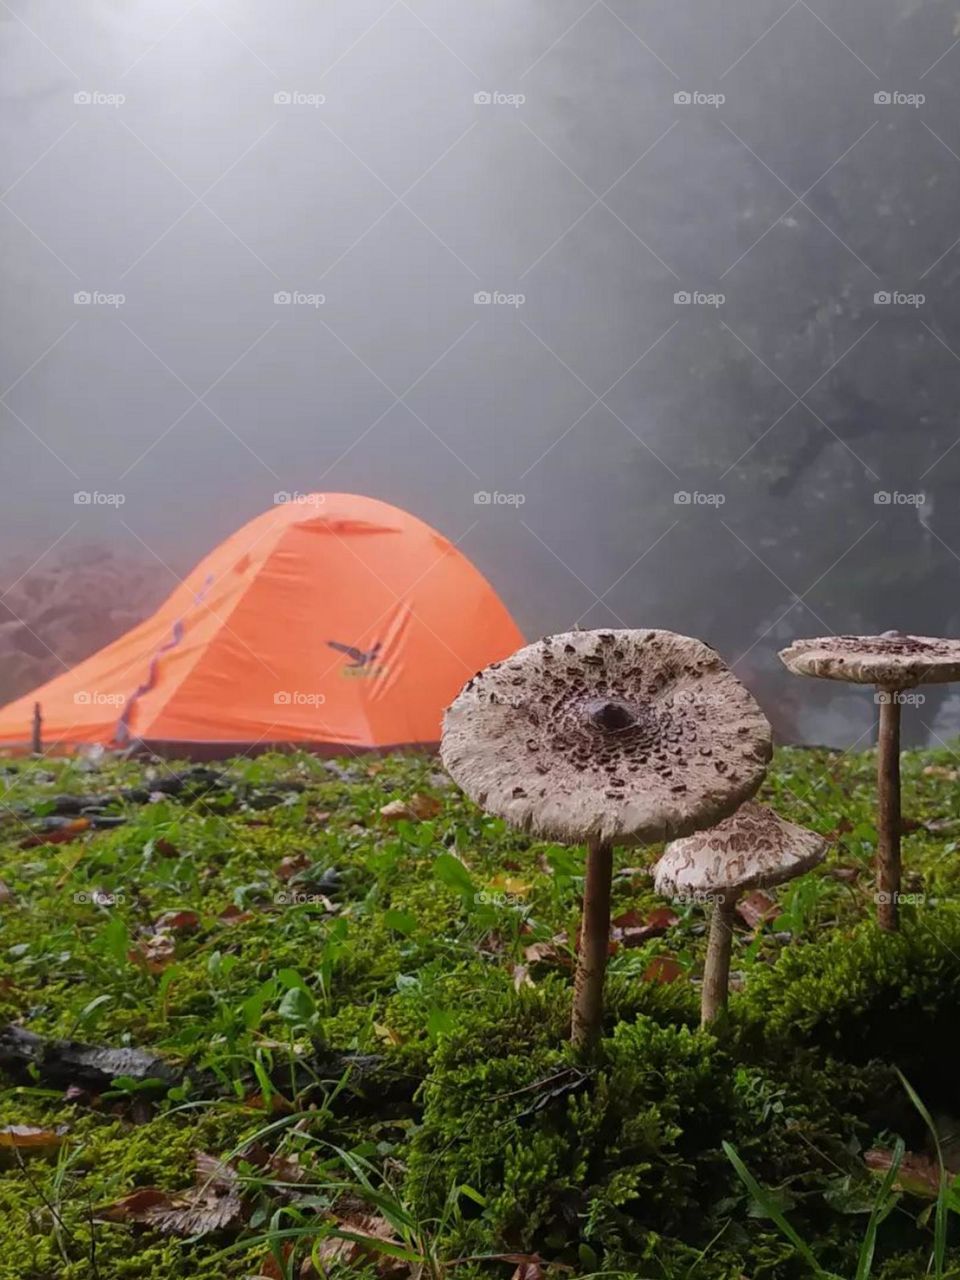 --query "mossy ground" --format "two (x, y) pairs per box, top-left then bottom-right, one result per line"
(1, 745), (959, 1279)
